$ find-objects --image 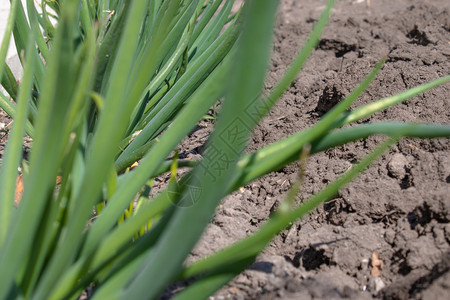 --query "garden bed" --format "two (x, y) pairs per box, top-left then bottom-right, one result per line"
(0, 1), (448, 299)
(173, 0), (450, 299)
